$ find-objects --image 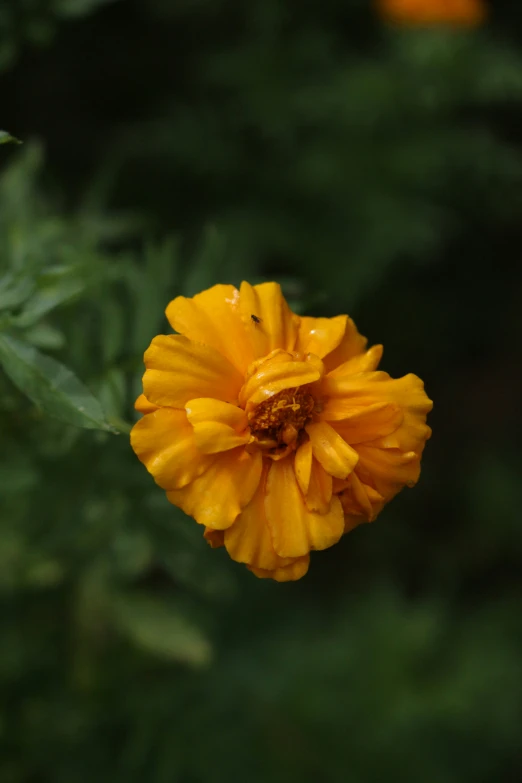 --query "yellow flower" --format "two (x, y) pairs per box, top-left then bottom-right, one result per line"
(376, 0), (487, 25)
(131, 282), (432, 582)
